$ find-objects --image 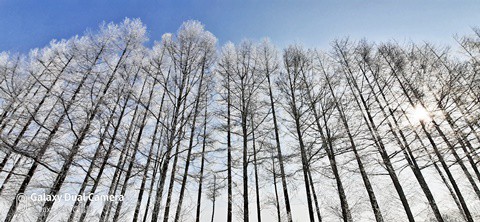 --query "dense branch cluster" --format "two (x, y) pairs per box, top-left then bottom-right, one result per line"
(0, 19), (479, 222)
